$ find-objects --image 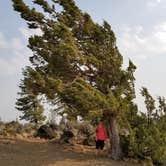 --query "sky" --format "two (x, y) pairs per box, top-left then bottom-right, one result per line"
(1, 0), (166, 121)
